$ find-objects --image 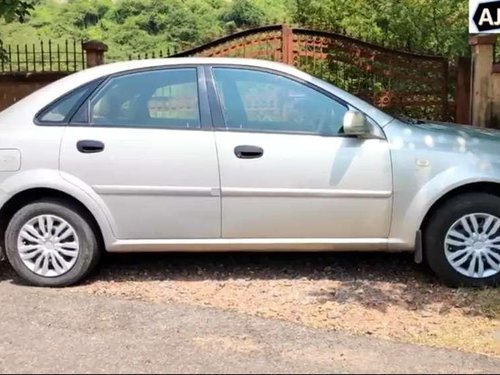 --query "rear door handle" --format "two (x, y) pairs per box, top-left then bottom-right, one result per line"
(77, 140), (105, 154)
(234, 145), (264, 159)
